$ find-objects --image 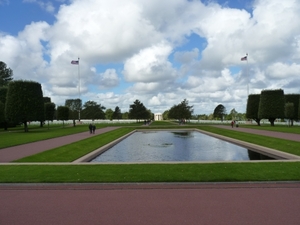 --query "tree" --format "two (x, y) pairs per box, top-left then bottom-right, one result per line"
(56, 106), (69, 128)
(0, 61), (13, 86)
(128, 99), (149, 121)
(81, 101), (105, 120)
(285, 102), (294, 127)
(168, 99), (193, 120)
(258, 89), (285, 126)
(246, 94), (261, 126)
(5, 80), (44, 132)
(0, 87), (8, 104)
(229, 108), (237, 120)
(162, 110), (169, 120)
(105, 108), (114, 120)
(213, 104), (226, 121)
(112, 106), (122, 120)
(44, 102), (56, 129)
(122, 112), (129, 119)
(0, 87), (8, 130)
(65, 99), (82, 126)
(284, 94), (300, 126)
(0, 101), (4, 124)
